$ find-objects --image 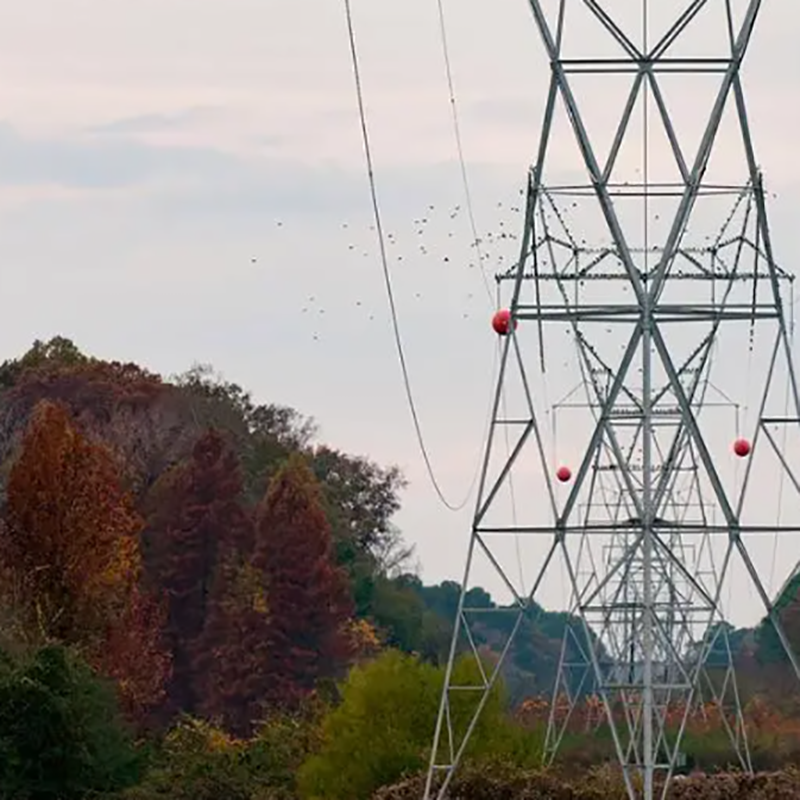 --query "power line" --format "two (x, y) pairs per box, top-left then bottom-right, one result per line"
(434, 0), (493, 305)
(436, 0), (524, 590)
(342, 0), (492, 512)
